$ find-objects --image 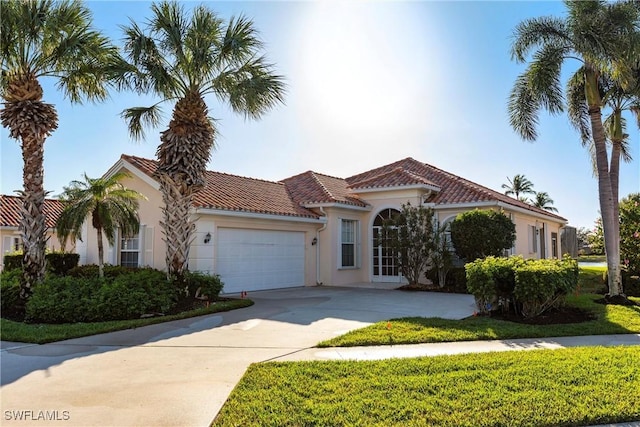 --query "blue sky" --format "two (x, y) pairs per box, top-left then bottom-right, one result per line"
(1, 0), (638, 230)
